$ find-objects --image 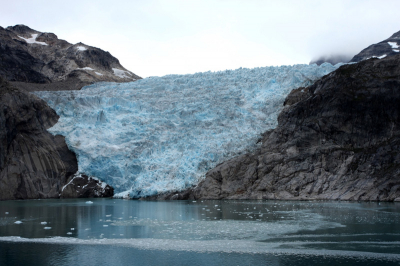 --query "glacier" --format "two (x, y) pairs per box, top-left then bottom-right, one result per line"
(34, 63), (340, 198)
